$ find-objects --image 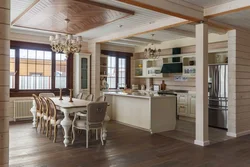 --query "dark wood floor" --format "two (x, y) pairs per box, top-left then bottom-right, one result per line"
(9, 121), (250, 167)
